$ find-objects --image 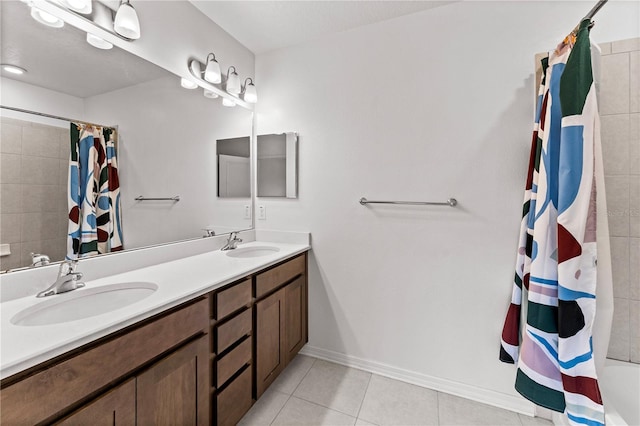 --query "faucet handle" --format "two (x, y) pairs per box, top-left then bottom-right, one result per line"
(59, 259), (78, 276)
